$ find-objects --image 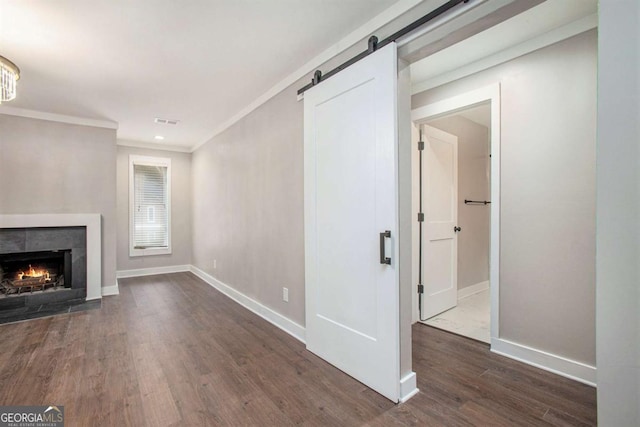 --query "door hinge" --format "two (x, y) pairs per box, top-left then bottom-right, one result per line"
(417, 212), (424, 222)
(418, 141), (425, 151)
(418, 284), (424, 294)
